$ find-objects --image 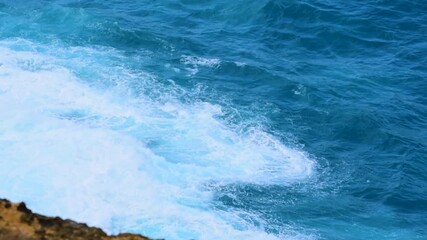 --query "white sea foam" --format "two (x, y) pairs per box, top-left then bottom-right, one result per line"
(180, 55), (221, 76)
(235, 61), (247, 67)
(0, 39), (315, 240)
(181, 55), (221, 67)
